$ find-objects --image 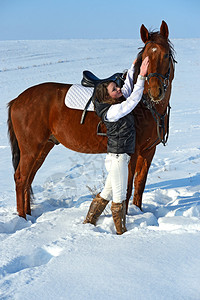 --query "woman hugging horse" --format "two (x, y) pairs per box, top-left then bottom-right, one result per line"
(83, 57), (149, 234)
